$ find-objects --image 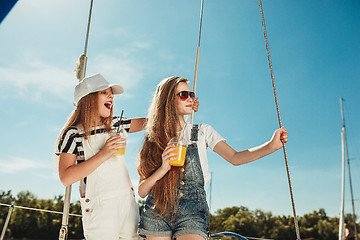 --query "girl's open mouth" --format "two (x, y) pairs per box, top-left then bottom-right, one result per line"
(104, 101), (112, 110)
